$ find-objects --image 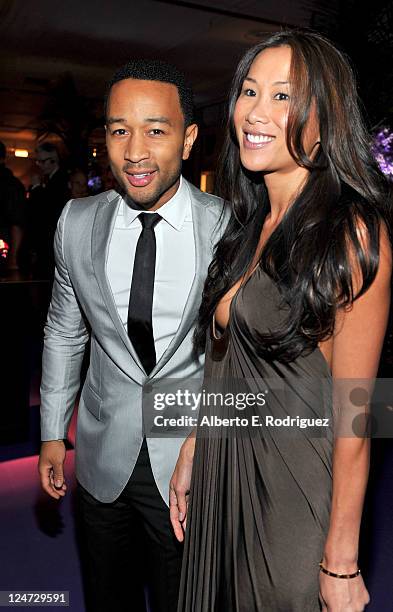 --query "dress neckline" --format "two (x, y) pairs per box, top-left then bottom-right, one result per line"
(212, 265), (262, 339)
(211, 267), (332, 378)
